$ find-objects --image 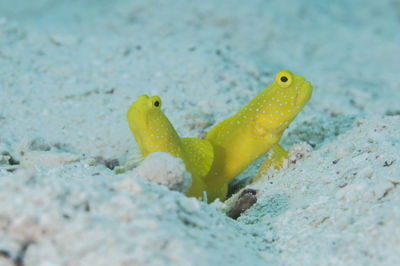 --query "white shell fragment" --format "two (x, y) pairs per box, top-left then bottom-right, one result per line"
(134, 152), (192, 193)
